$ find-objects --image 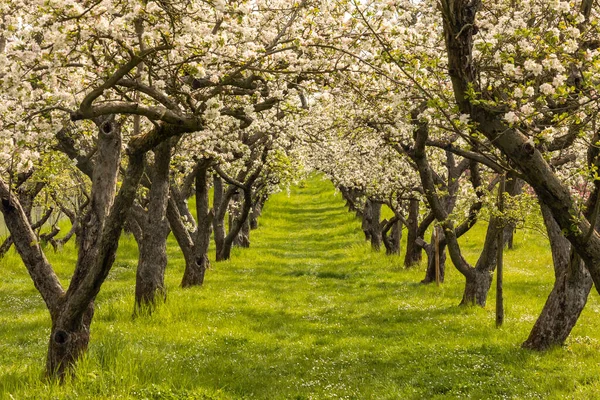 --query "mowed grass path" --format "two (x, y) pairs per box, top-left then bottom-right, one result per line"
(2, 178), (600, 399)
